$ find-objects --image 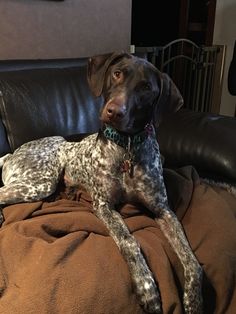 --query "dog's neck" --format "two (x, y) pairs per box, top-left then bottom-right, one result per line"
(101, 123), (156, 150)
